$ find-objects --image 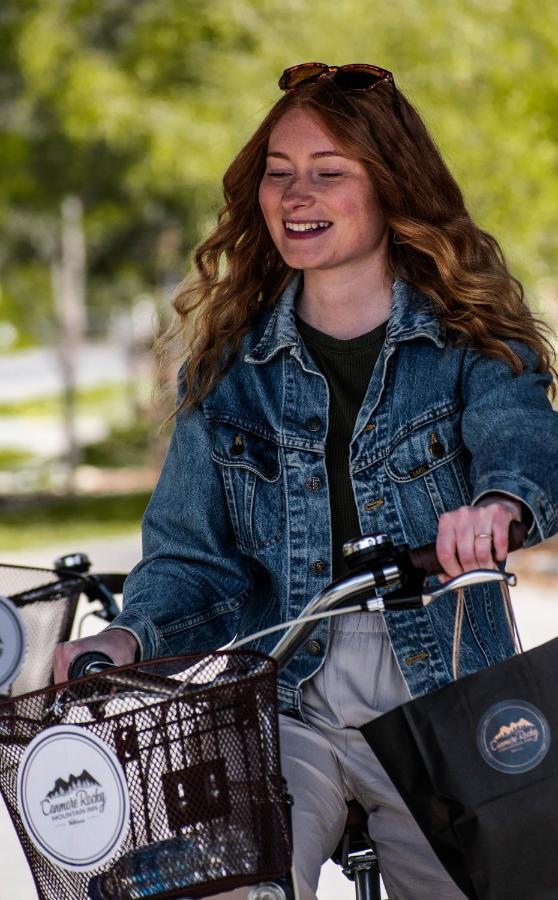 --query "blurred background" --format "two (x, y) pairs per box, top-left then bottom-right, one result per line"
(1, 3), (558, 896)
(0, 0), (557, 556)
